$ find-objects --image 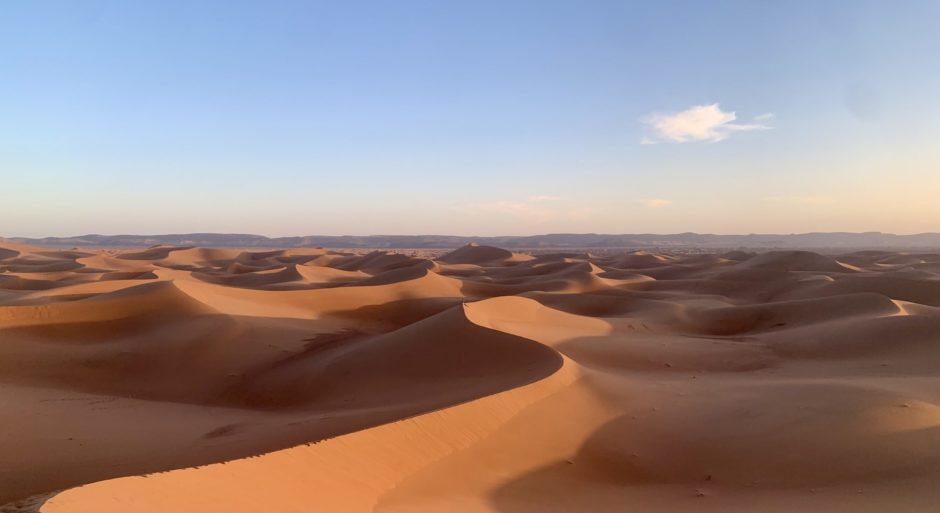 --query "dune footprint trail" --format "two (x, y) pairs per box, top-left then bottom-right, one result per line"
(2, 243), (940, 512)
